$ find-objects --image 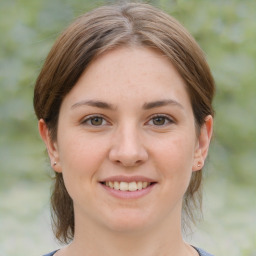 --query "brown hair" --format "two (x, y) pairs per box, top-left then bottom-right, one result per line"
(34, 2), (215, 243)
